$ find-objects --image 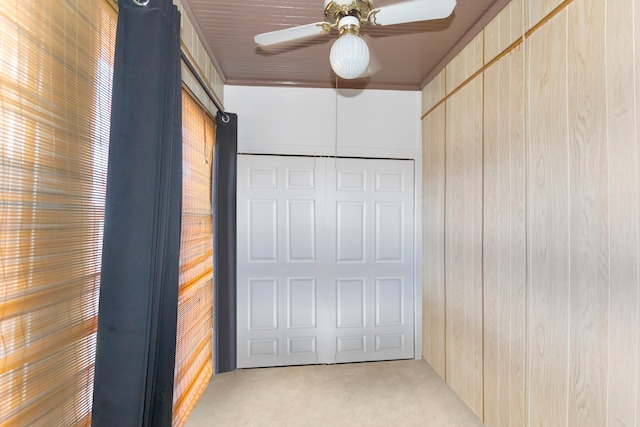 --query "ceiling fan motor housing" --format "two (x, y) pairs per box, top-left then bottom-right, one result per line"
(324, 0), (374, 27)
